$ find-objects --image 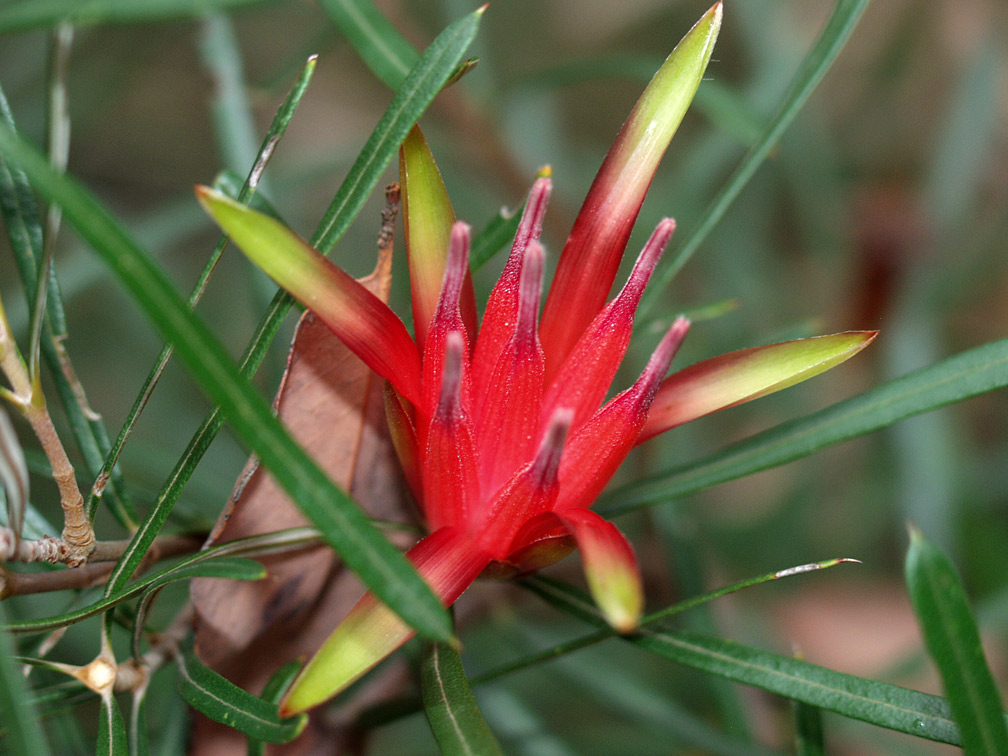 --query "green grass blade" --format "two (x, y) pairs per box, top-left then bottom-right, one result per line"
(320, 0), (419, 89)
(84, 55), (317, 524)
(602, 338), (1008, 515)
(0, 0), (272, 32)
(176, 652), (306, 743)
(641, 0), (872, 314)
(311, 6), (484, 254)
(0, 126), (455, 644)
(0, 81), (136, 528)
(422, 642), (504, 756)
(0, 603), (52, 755)
(905, 528), (1008, 755)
